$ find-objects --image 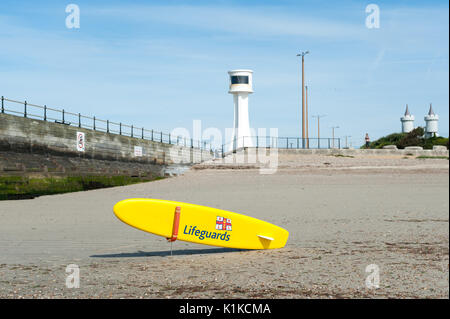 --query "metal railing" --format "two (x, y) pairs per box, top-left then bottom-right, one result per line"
(0, 96), (341, 158)
(0, 96), (213, 151)
(219, 136), (341, 158)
